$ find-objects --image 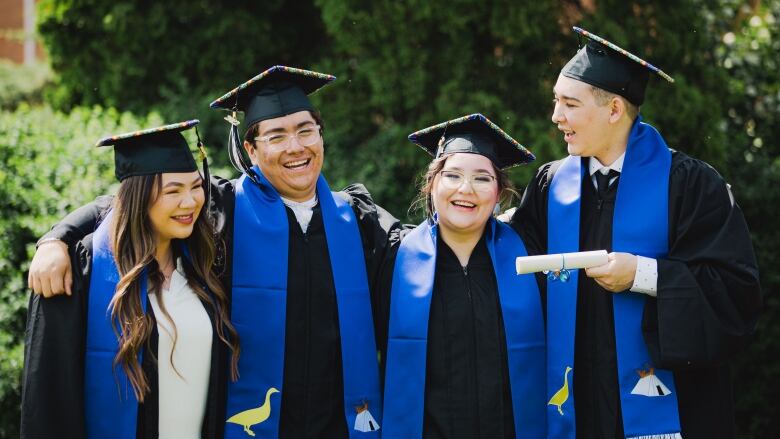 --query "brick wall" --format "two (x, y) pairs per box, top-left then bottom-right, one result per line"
(0, 0), (44, 64)
(0, 0), (25, 63)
